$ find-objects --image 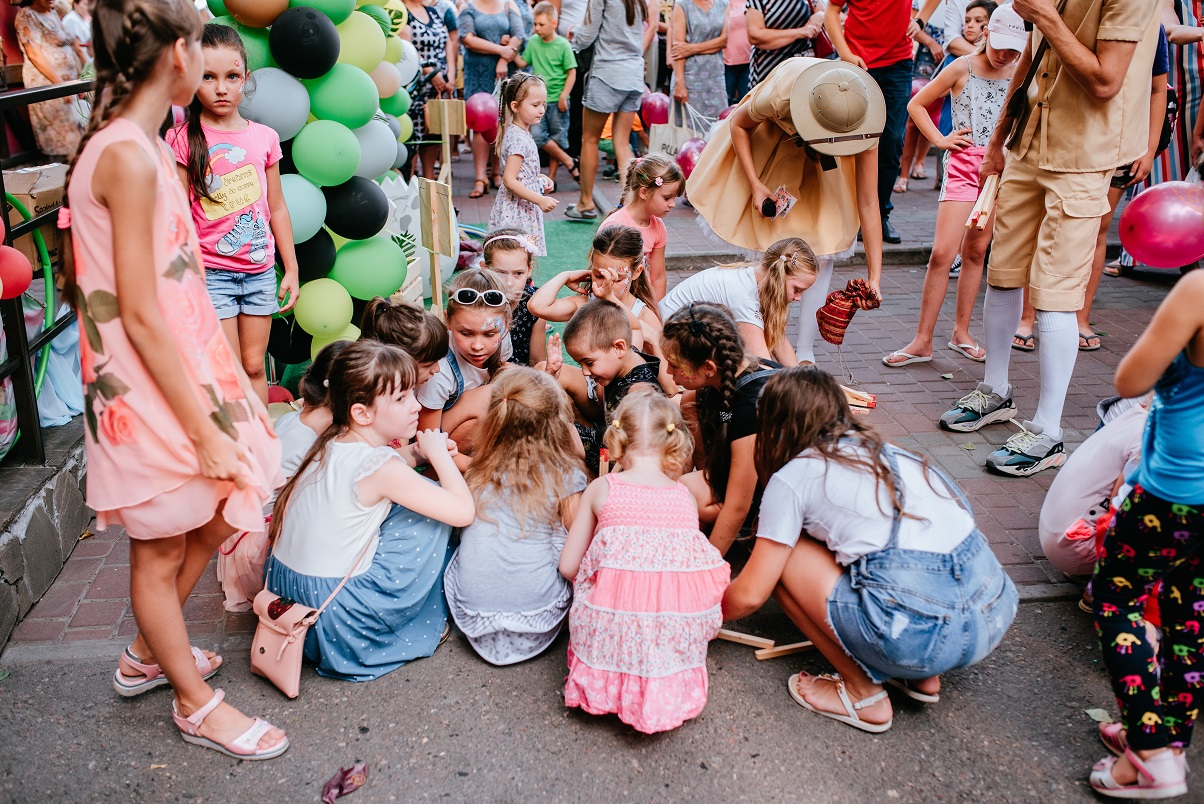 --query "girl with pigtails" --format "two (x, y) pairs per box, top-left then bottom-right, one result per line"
(659, 237), (818, 366)
(661, 303), (778, 557)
